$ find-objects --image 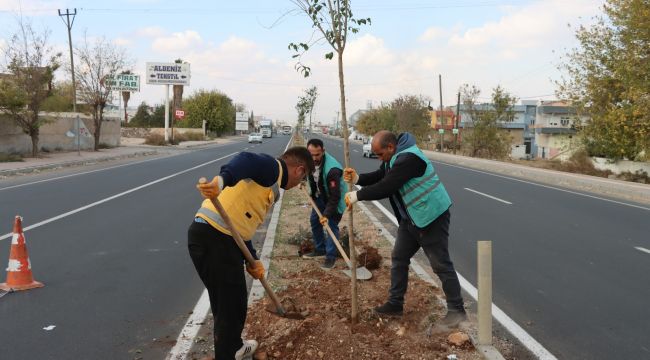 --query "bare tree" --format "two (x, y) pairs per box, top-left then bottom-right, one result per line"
(75, 34), (130, 150)
(0, 19), (61, 157)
